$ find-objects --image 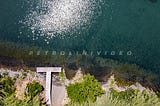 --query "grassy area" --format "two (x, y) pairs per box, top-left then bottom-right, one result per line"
(66, 89), (160, 106)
